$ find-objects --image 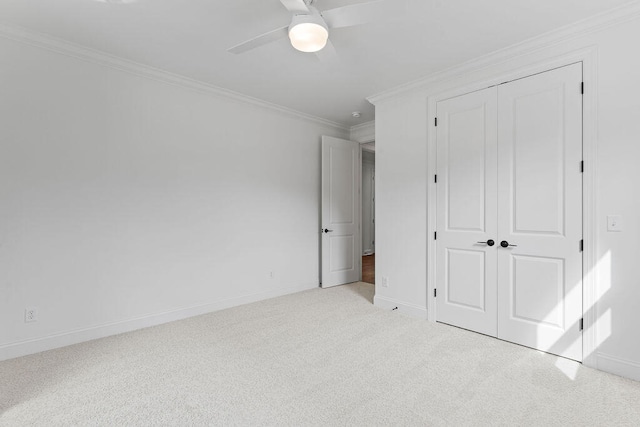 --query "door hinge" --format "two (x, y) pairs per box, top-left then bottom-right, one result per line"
(579, 318), (584, 331)
(434, 231), (437, 240)
(581, 82), (584, 94)
(580, 239), (584, 252)
(580, 161), (584, 173)
(434, 289), (437, 298)
(434, 174), (438, 183)
(434, 117), (438, 127)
